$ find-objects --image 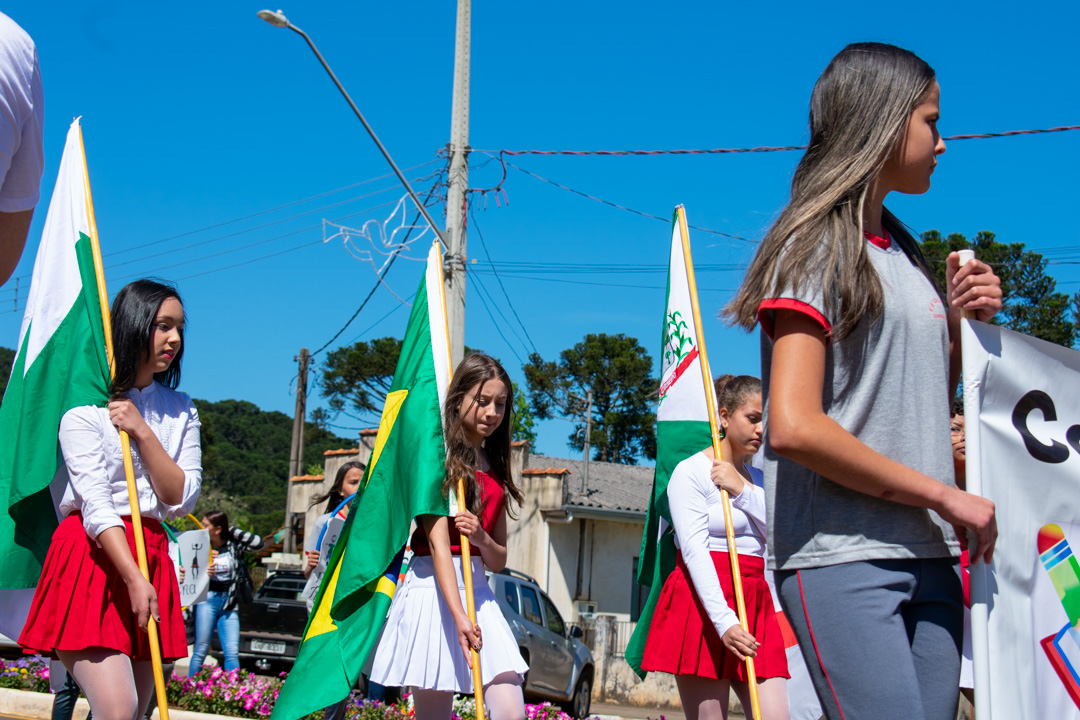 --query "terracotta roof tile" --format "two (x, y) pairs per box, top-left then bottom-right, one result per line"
(289, 474), (325, 482)
(528, 454), (653, 514)
(522, 467), (570, 476)
(323, 448), (360, 456)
